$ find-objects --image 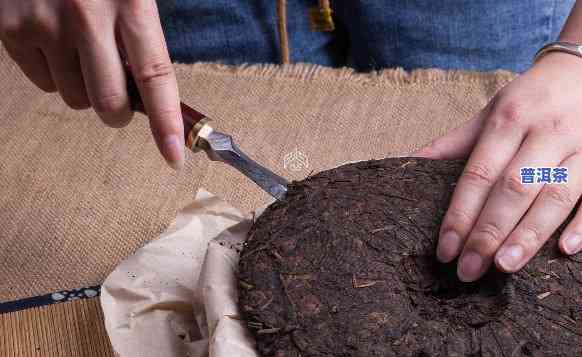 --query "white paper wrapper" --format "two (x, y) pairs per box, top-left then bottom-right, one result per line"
(101, 188), (271, 357)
